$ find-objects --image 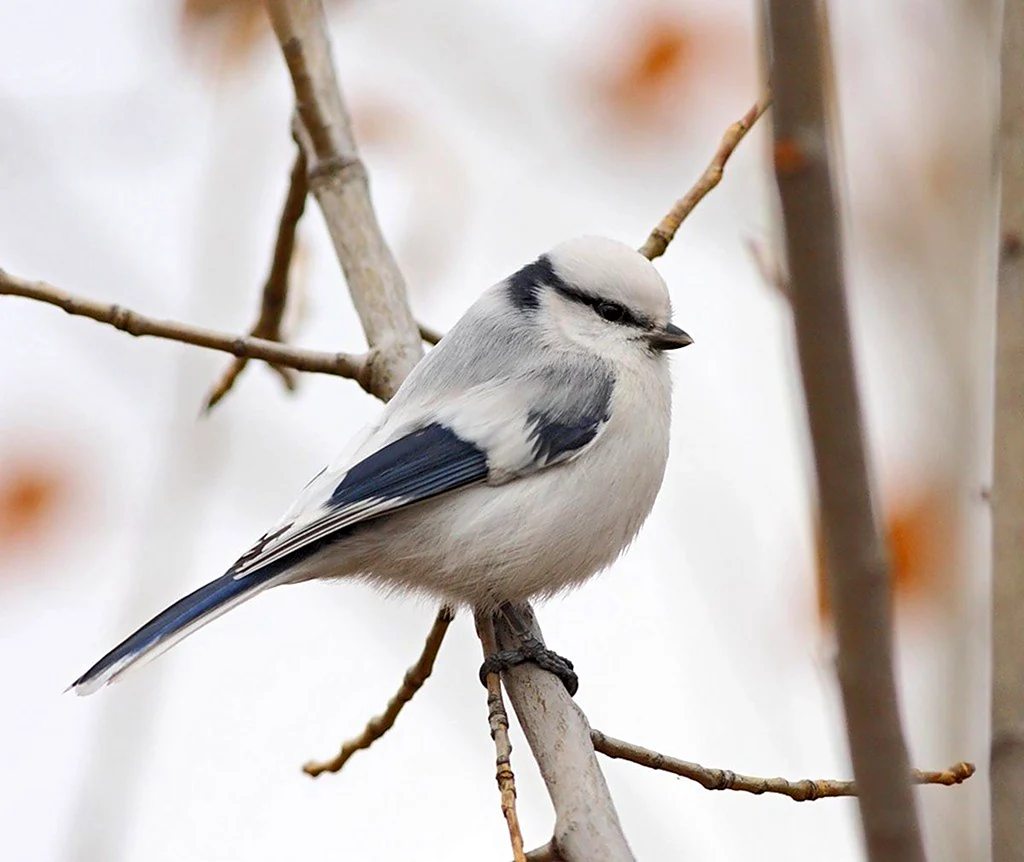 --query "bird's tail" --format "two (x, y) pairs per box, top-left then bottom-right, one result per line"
(69, 566), (288, 695)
